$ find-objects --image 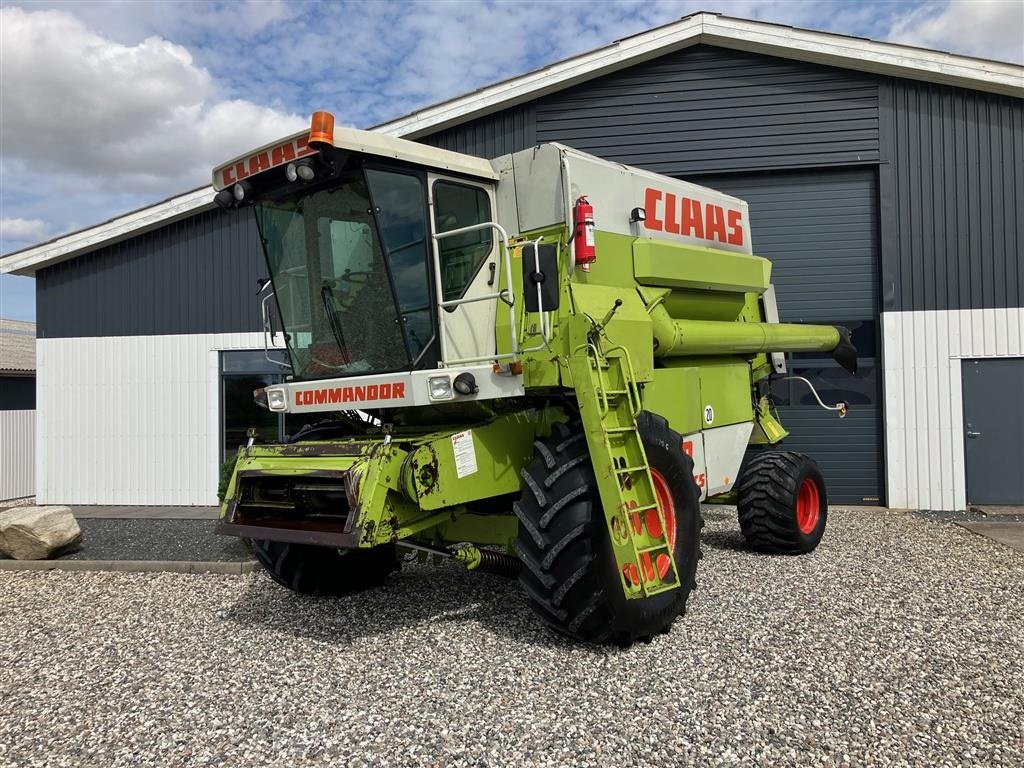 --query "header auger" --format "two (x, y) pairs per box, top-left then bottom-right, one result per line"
(214, 111), (855, 645)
